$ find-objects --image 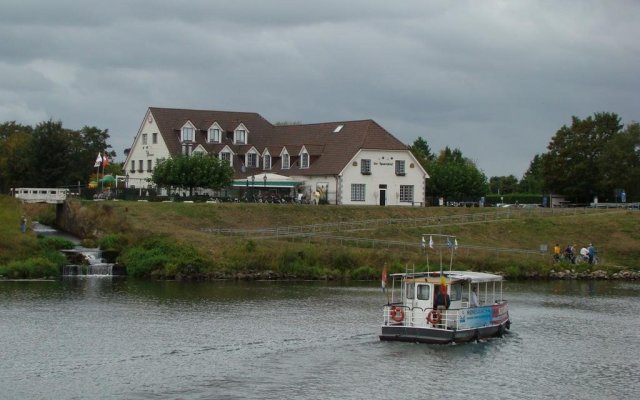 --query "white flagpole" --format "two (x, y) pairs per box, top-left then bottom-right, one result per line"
(95, 152), (102, 191)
